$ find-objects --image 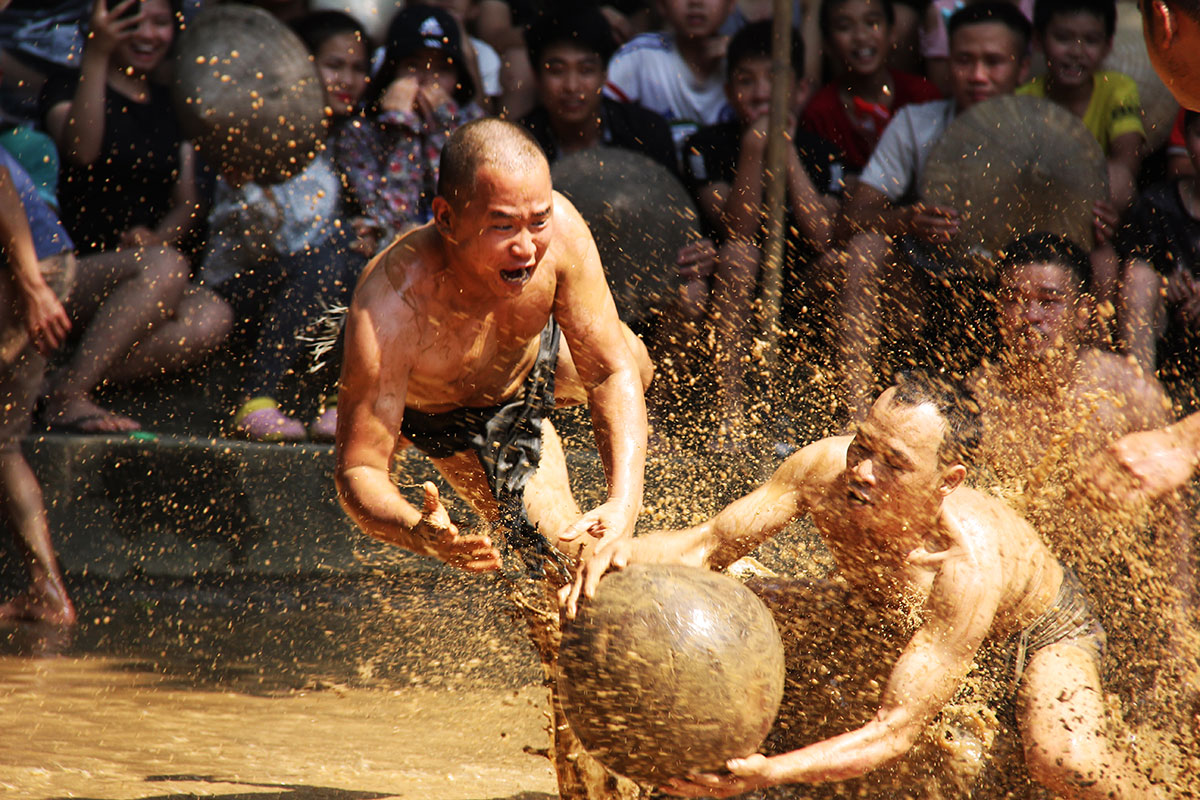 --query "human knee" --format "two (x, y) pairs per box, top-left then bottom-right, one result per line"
(143, 247), (191, 303)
